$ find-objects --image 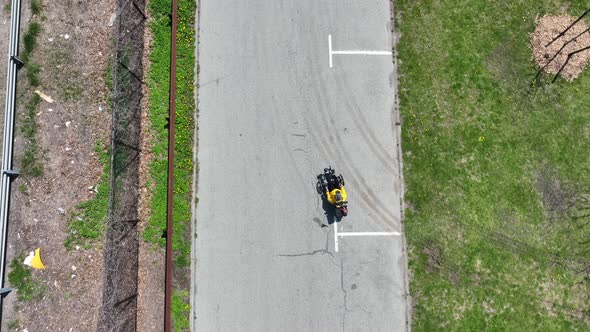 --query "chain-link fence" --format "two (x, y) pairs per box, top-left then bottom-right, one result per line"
(98, 0), (146, 330)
